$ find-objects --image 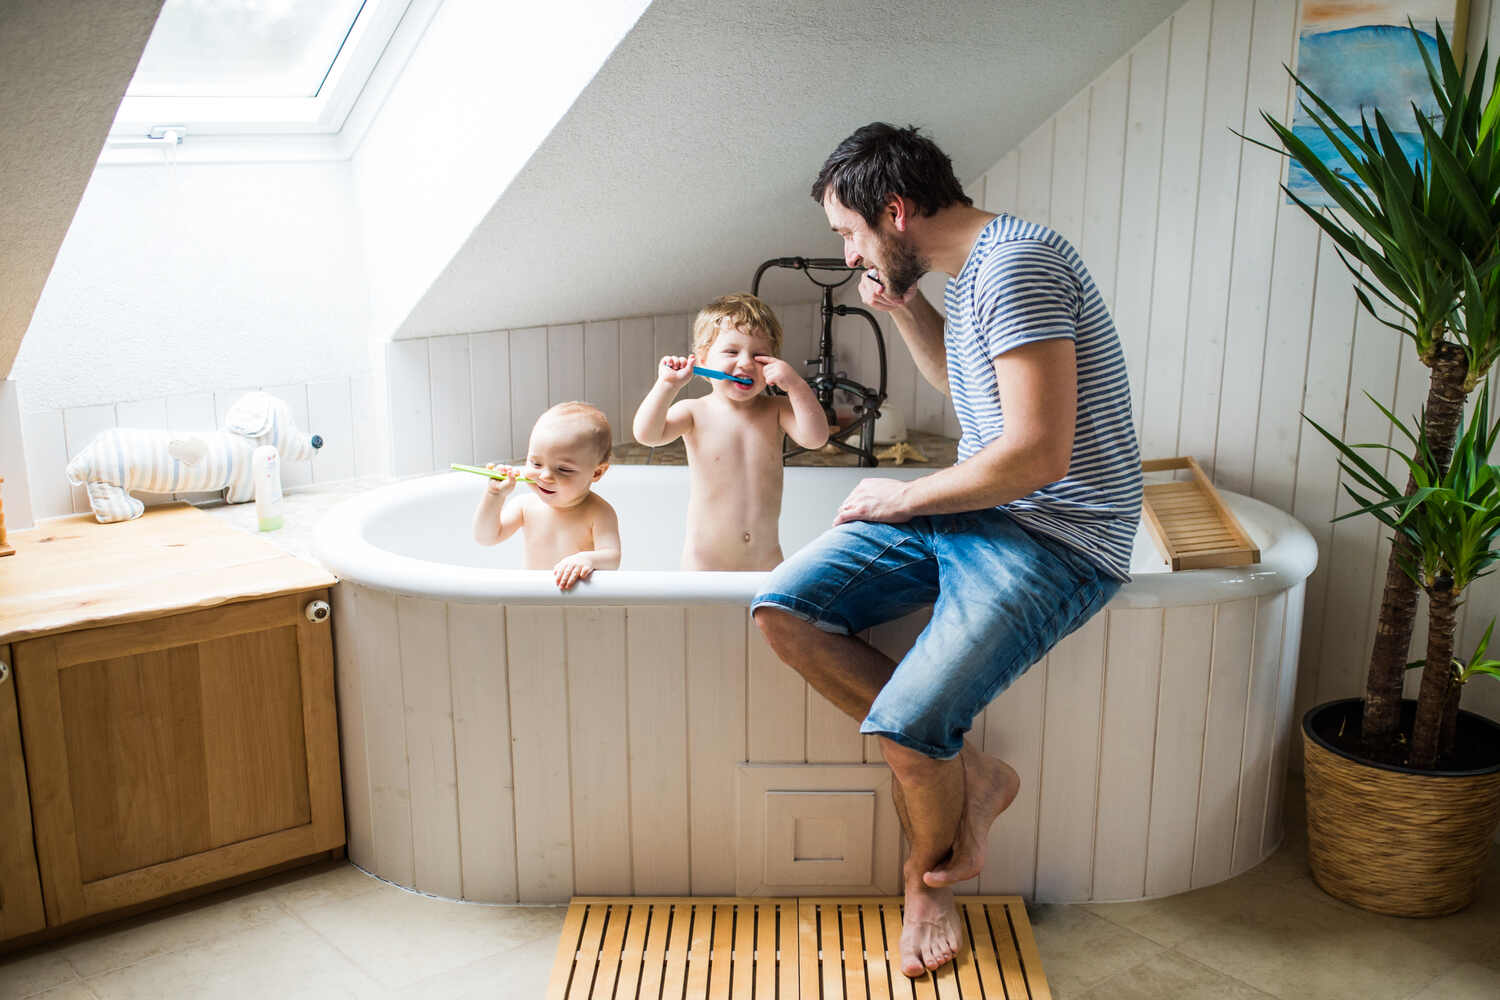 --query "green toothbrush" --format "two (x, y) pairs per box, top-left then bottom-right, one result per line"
(450, 463), (539, 484)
